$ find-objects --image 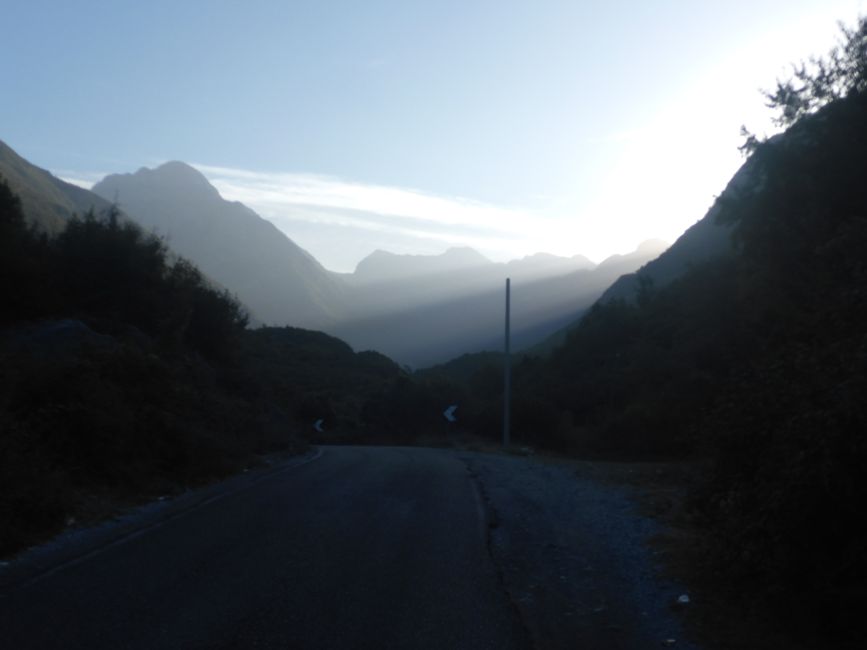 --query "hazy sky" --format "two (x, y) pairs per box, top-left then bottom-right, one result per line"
(3, 1), (864, 271)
